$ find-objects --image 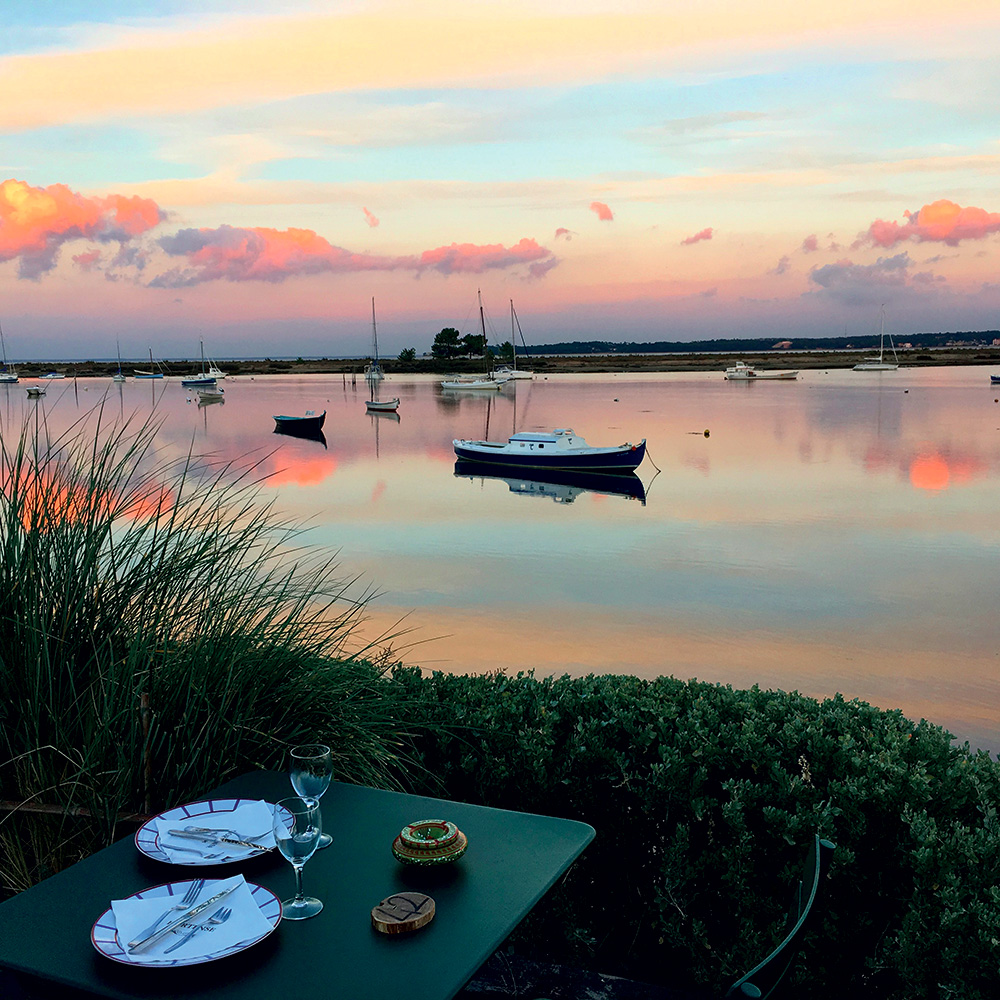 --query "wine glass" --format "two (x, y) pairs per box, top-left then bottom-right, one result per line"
(272, 796), (324, 920)
(289, 744), (333, 849)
